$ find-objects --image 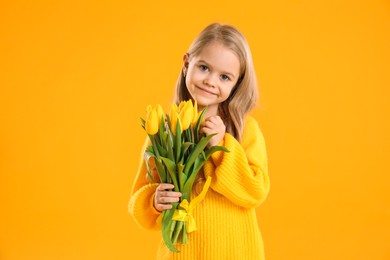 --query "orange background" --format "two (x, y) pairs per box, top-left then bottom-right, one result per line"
(1, 1), (389, 259)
